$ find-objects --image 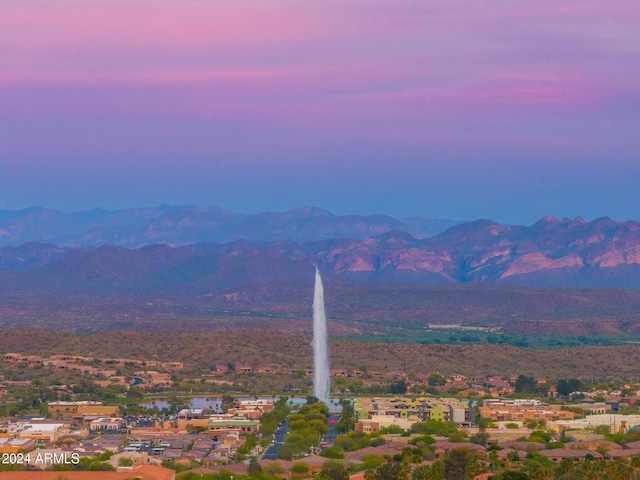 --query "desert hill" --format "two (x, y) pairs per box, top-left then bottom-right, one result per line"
(0, 329), (637, 381)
